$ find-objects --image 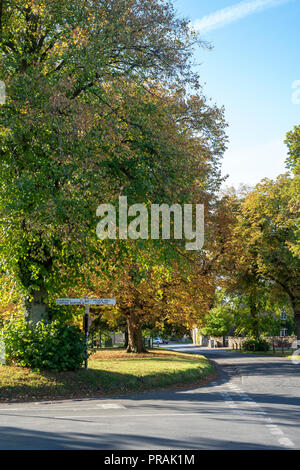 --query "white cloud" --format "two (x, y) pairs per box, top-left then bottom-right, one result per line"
(193, 0), (292, 34)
